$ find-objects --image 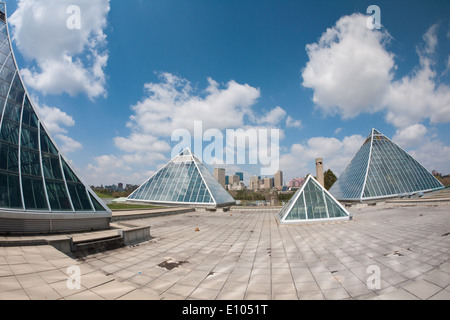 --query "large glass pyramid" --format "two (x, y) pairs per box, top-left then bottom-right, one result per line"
(329, 128), (444, 201)
(277, 175), (350, 224)
(127, 148), (236, 208)
(0, 4), (110, 233)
